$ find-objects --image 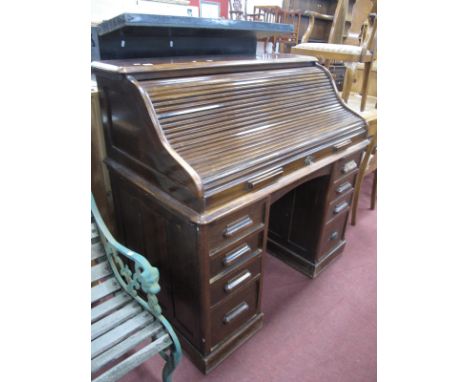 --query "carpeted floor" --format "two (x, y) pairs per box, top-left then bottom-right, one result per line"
(121, 176), (377, 382)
